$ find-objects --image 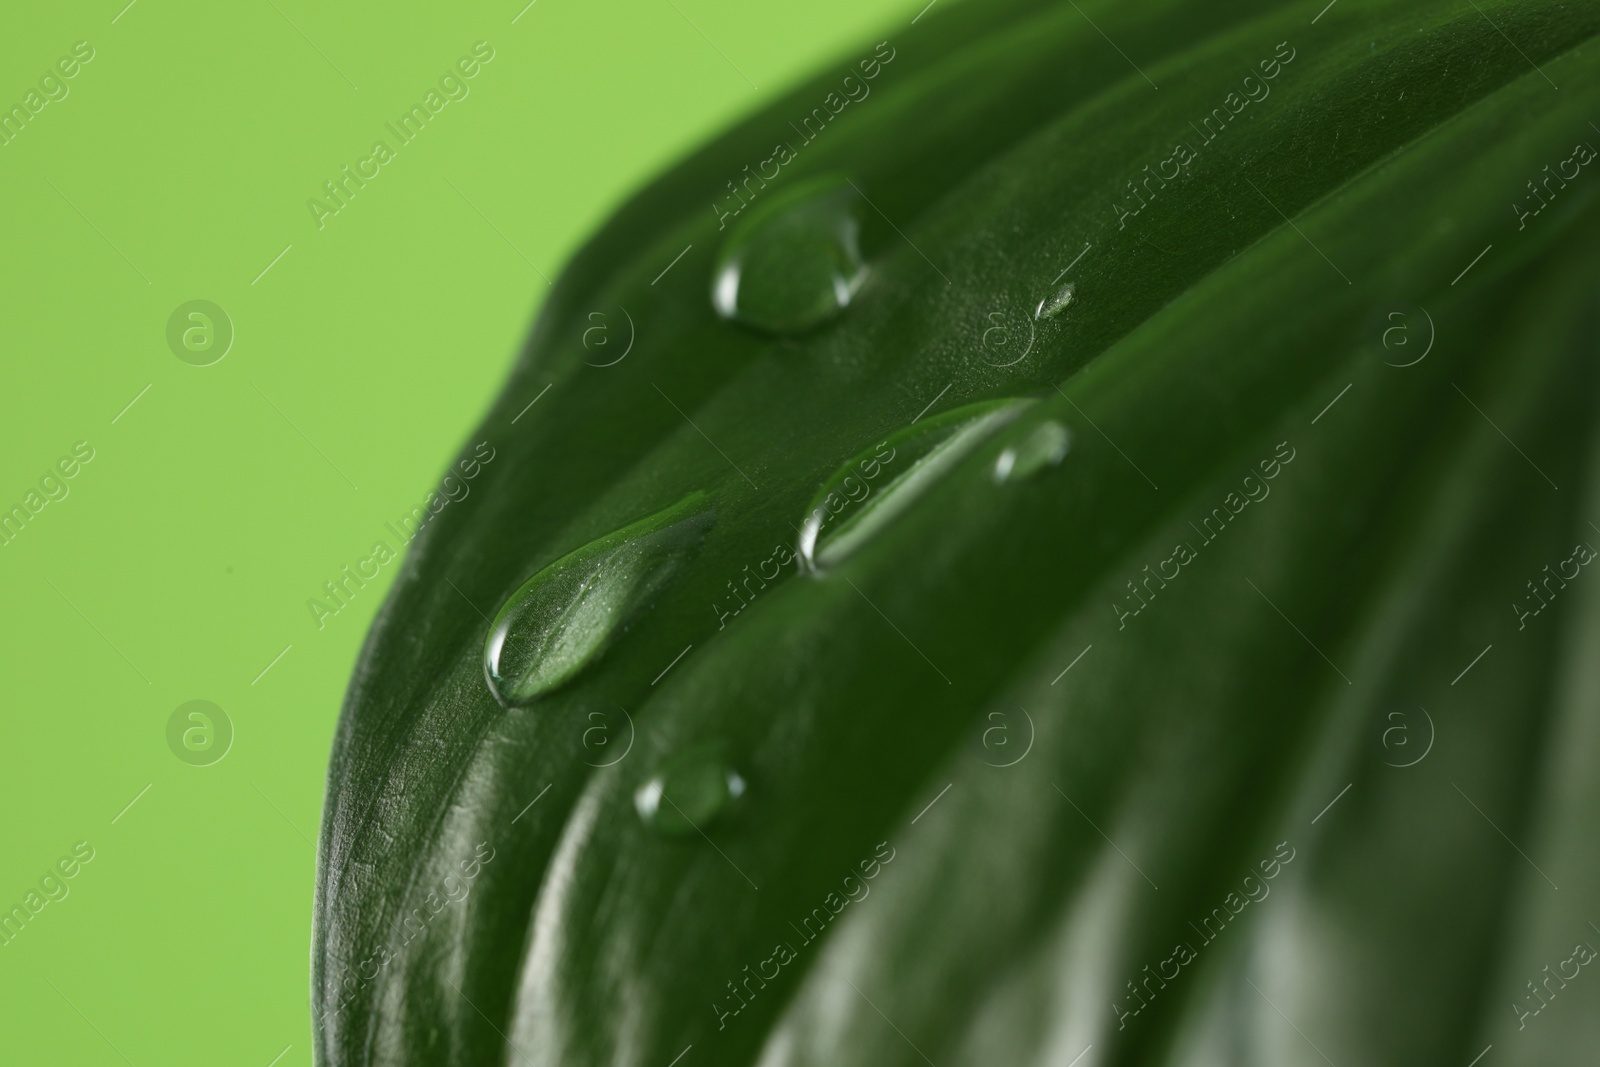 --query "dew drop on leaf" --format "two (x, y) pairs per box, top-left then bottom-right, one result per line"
(1035, 281), (1075, 320)
(634, 747), (746, 835)
(993, 420), (1071, 483)
(711, 175), (867, 335)
(798, 398), (1033, 572)
(484, 494), (713, 707)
